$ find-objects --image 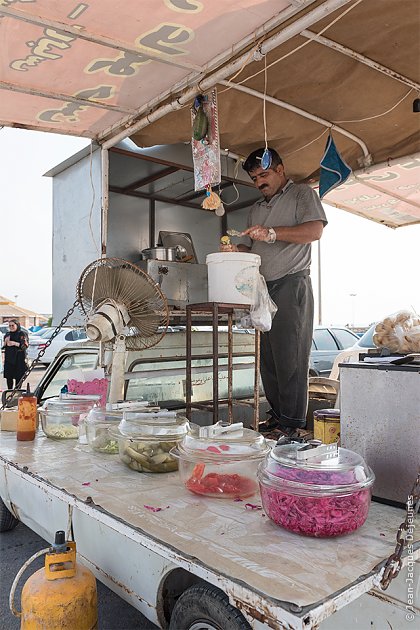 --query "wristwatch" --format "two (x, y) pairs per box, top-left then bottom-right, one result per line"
(266, 227), (276, 243)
